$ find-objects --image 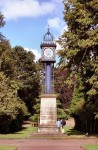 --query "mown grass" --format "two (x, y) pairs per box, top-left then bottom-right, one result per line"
(82, 144), (98, 150)
(0, 126), (37, 139)
(0, 123), (97, 139)
(0, 124), (85, 139)
(64, 126), (85, 137)
(64, 126), (98, 138)
(0, 146), (16, 150)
